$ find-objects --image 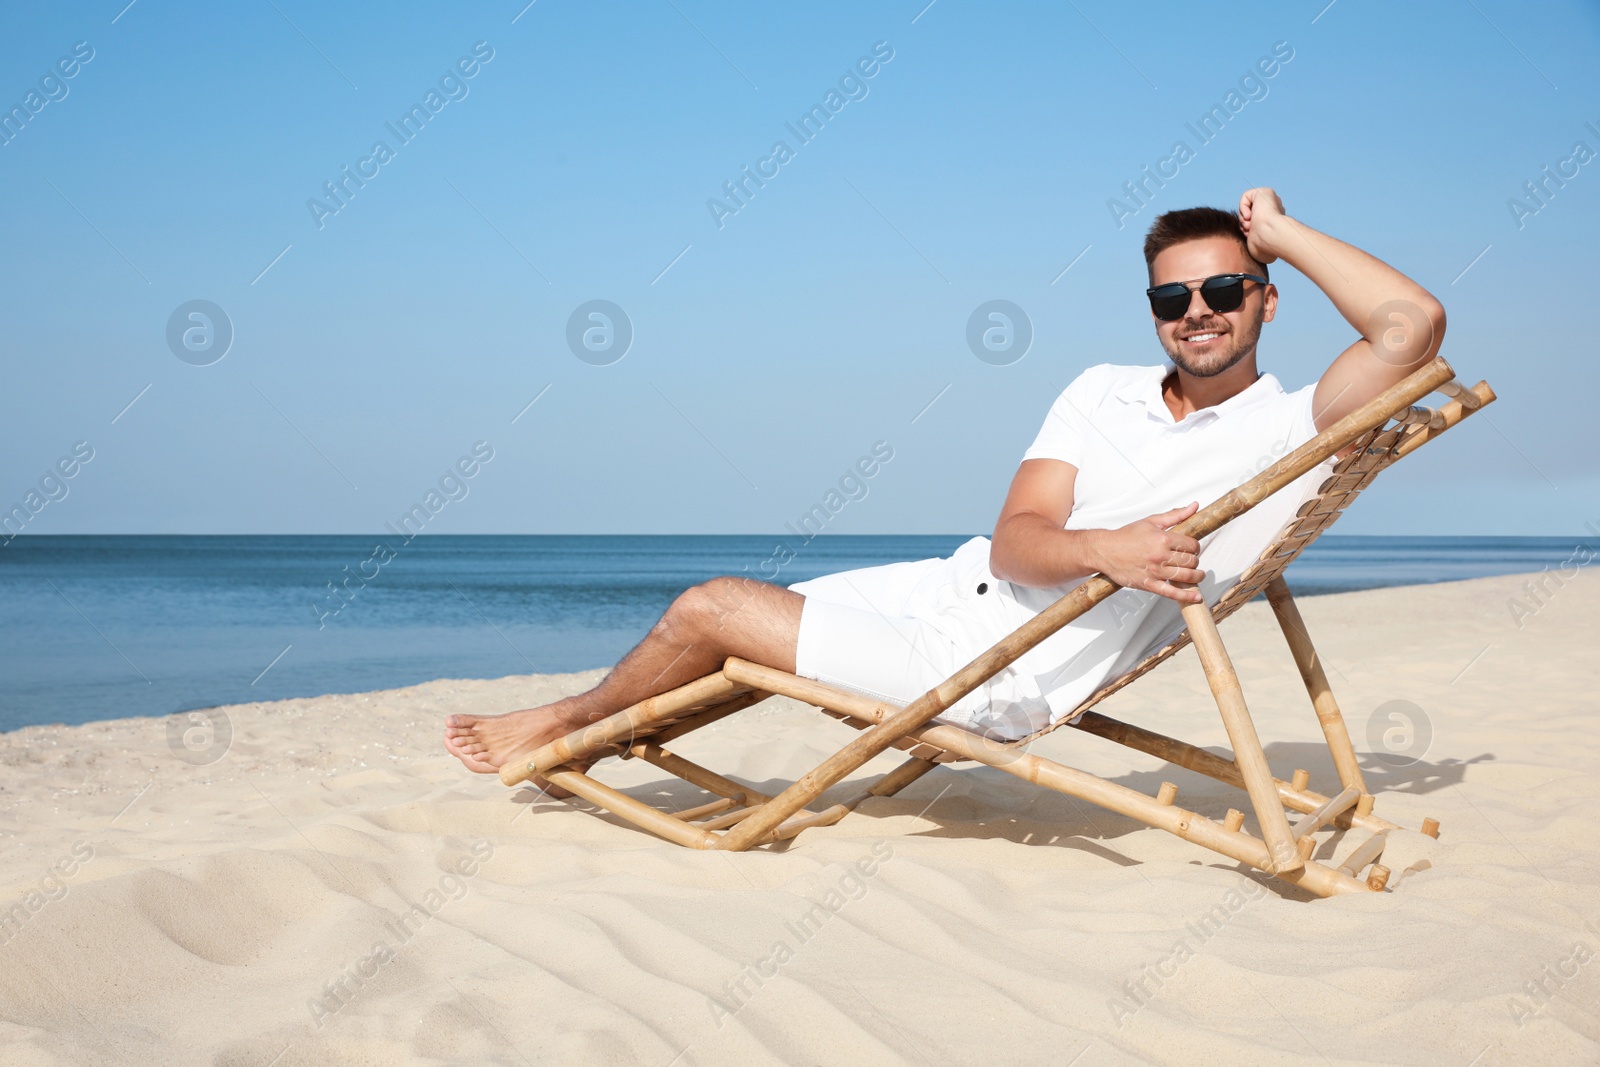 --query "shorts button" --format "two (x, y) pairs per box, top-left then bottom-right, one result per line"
(976, 582), (988, 595)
